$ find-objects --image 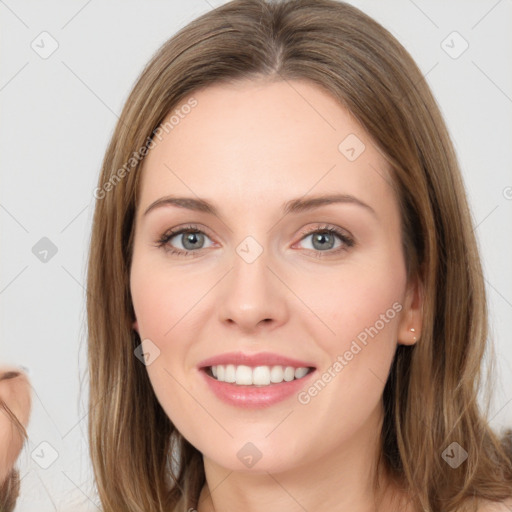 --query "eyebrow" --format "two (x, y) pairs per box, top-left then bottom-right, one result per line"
(143, 193), (377, 218)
